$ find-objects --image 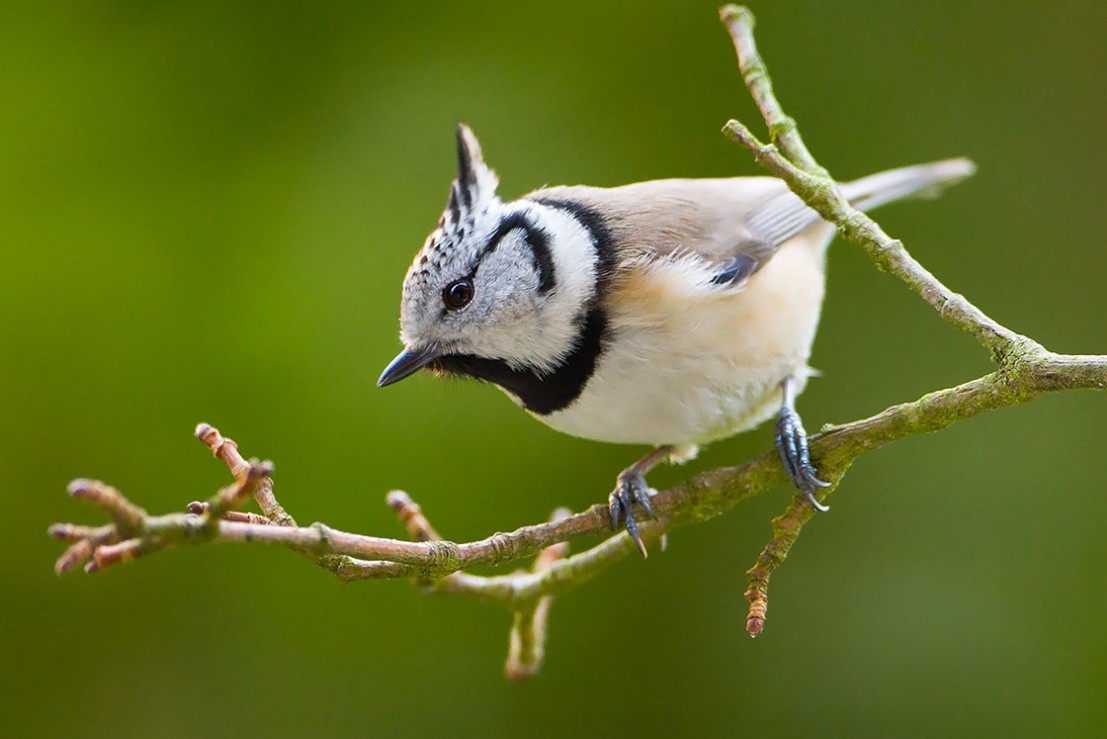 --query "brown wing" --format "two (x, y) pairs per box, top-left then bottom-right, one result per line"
(528, 177), (817, 287)
(526, 159), (974, 287)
